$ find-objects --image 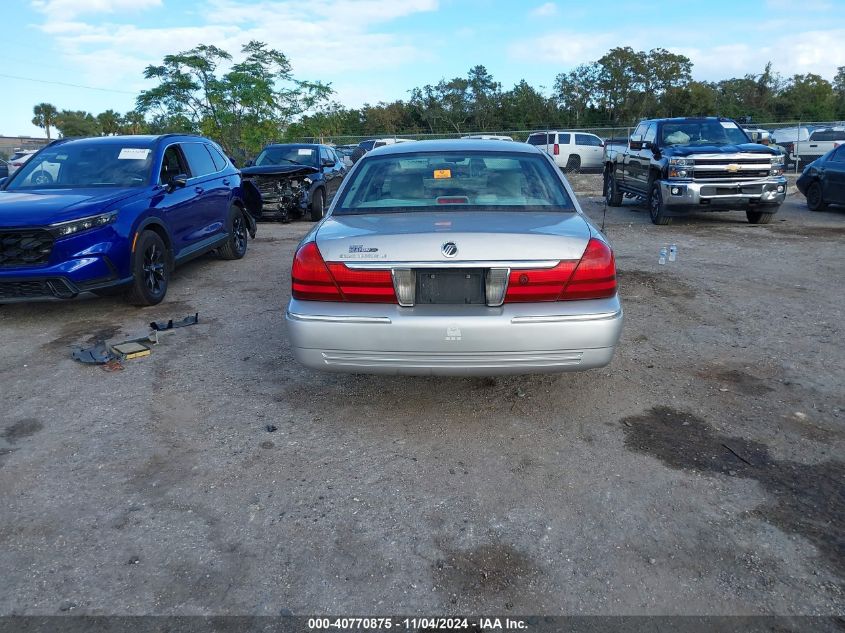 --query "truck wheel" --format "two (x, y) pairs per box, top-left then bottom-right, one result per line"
(648, 183), (671, 225)
(805, 181), (827, 211)
(564, 155), (581, 173)
(309, 189), (325, 222)
(605, 171), (623, 207)
(125, 230), (169, 306)
(746, 210), (773, 224)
